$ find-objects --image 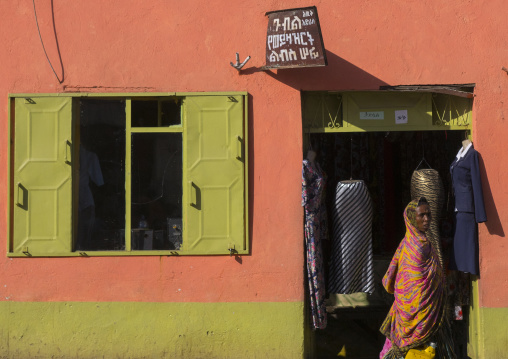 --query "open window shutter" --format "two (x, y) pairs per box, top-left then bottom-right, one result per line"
(12, 97), (73, 255)
(184, 95), (246, 254)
